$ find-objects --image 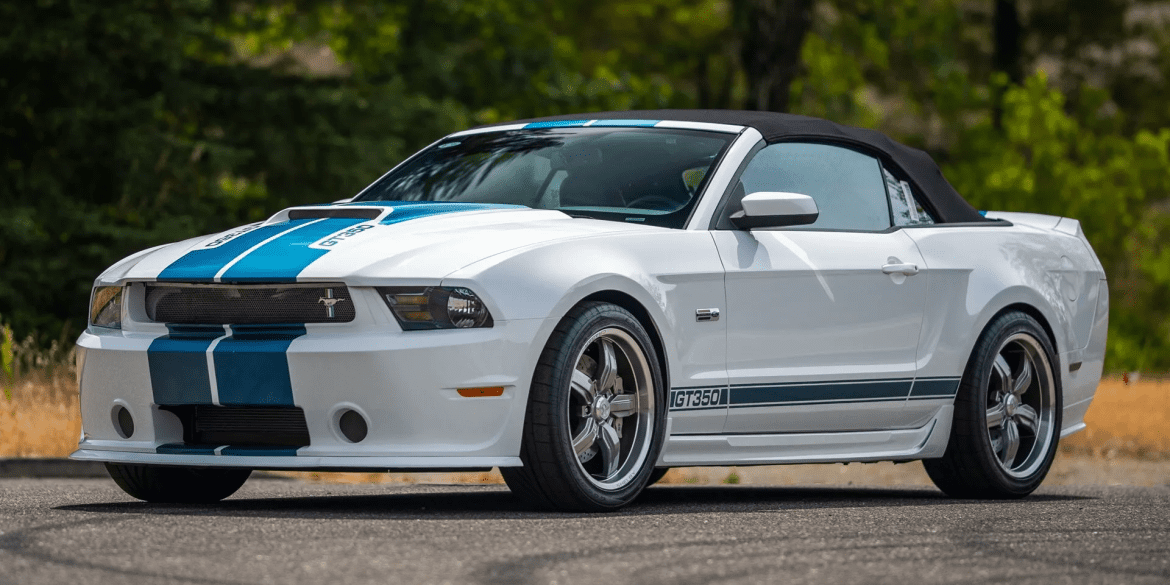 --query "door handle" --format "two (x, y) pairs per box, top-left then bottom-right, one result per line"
(882, 263), (919, 276)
